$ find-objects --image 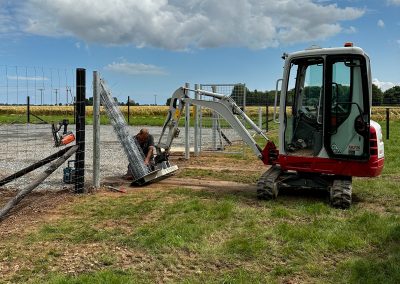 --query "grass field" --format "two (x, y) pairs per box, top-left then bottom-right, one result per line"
(0, 119), (398, 283)
(1, 105), (400, 125)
